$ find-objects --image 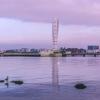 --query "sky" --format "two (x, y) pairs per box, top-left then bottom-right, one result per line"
(0, 0), (100, 49)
